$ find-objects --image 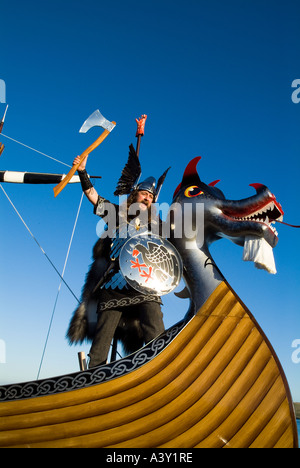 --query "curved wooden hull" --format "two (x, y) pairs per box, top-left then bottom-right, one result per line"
(0, 282), (298, 448)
